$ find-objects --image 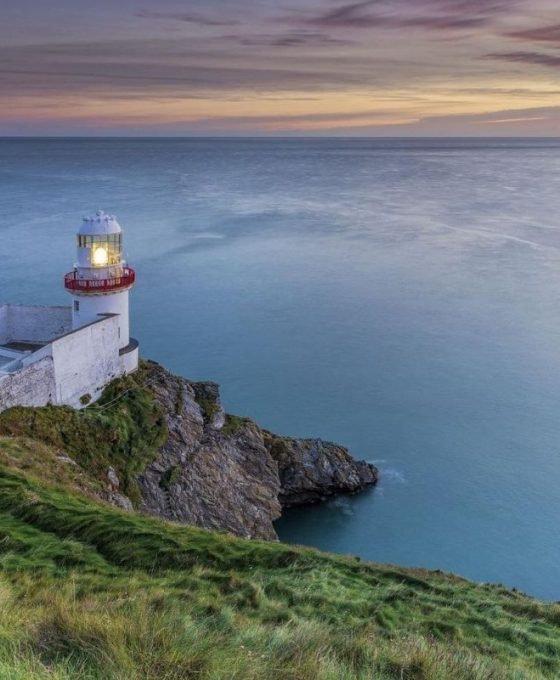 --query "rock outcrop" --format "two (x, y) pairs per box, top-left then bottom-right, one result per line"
(137, 361), (377, 540)
(263, 433), (378, 507)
